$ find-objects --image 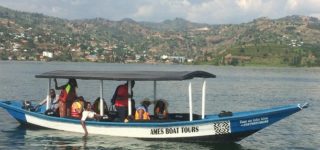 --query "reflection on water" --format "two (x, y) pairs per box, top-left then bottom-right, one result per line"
(1, 125), (245, 150)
